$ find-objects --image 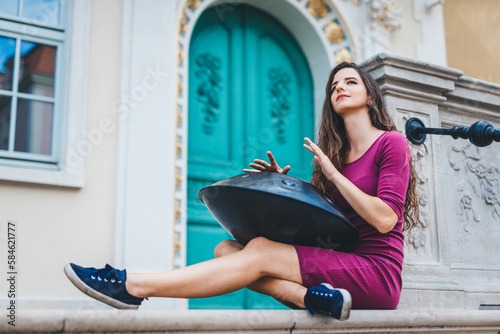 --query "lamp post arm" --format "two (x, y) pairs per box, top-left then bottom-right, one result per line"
(405, 117), (500, 147)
